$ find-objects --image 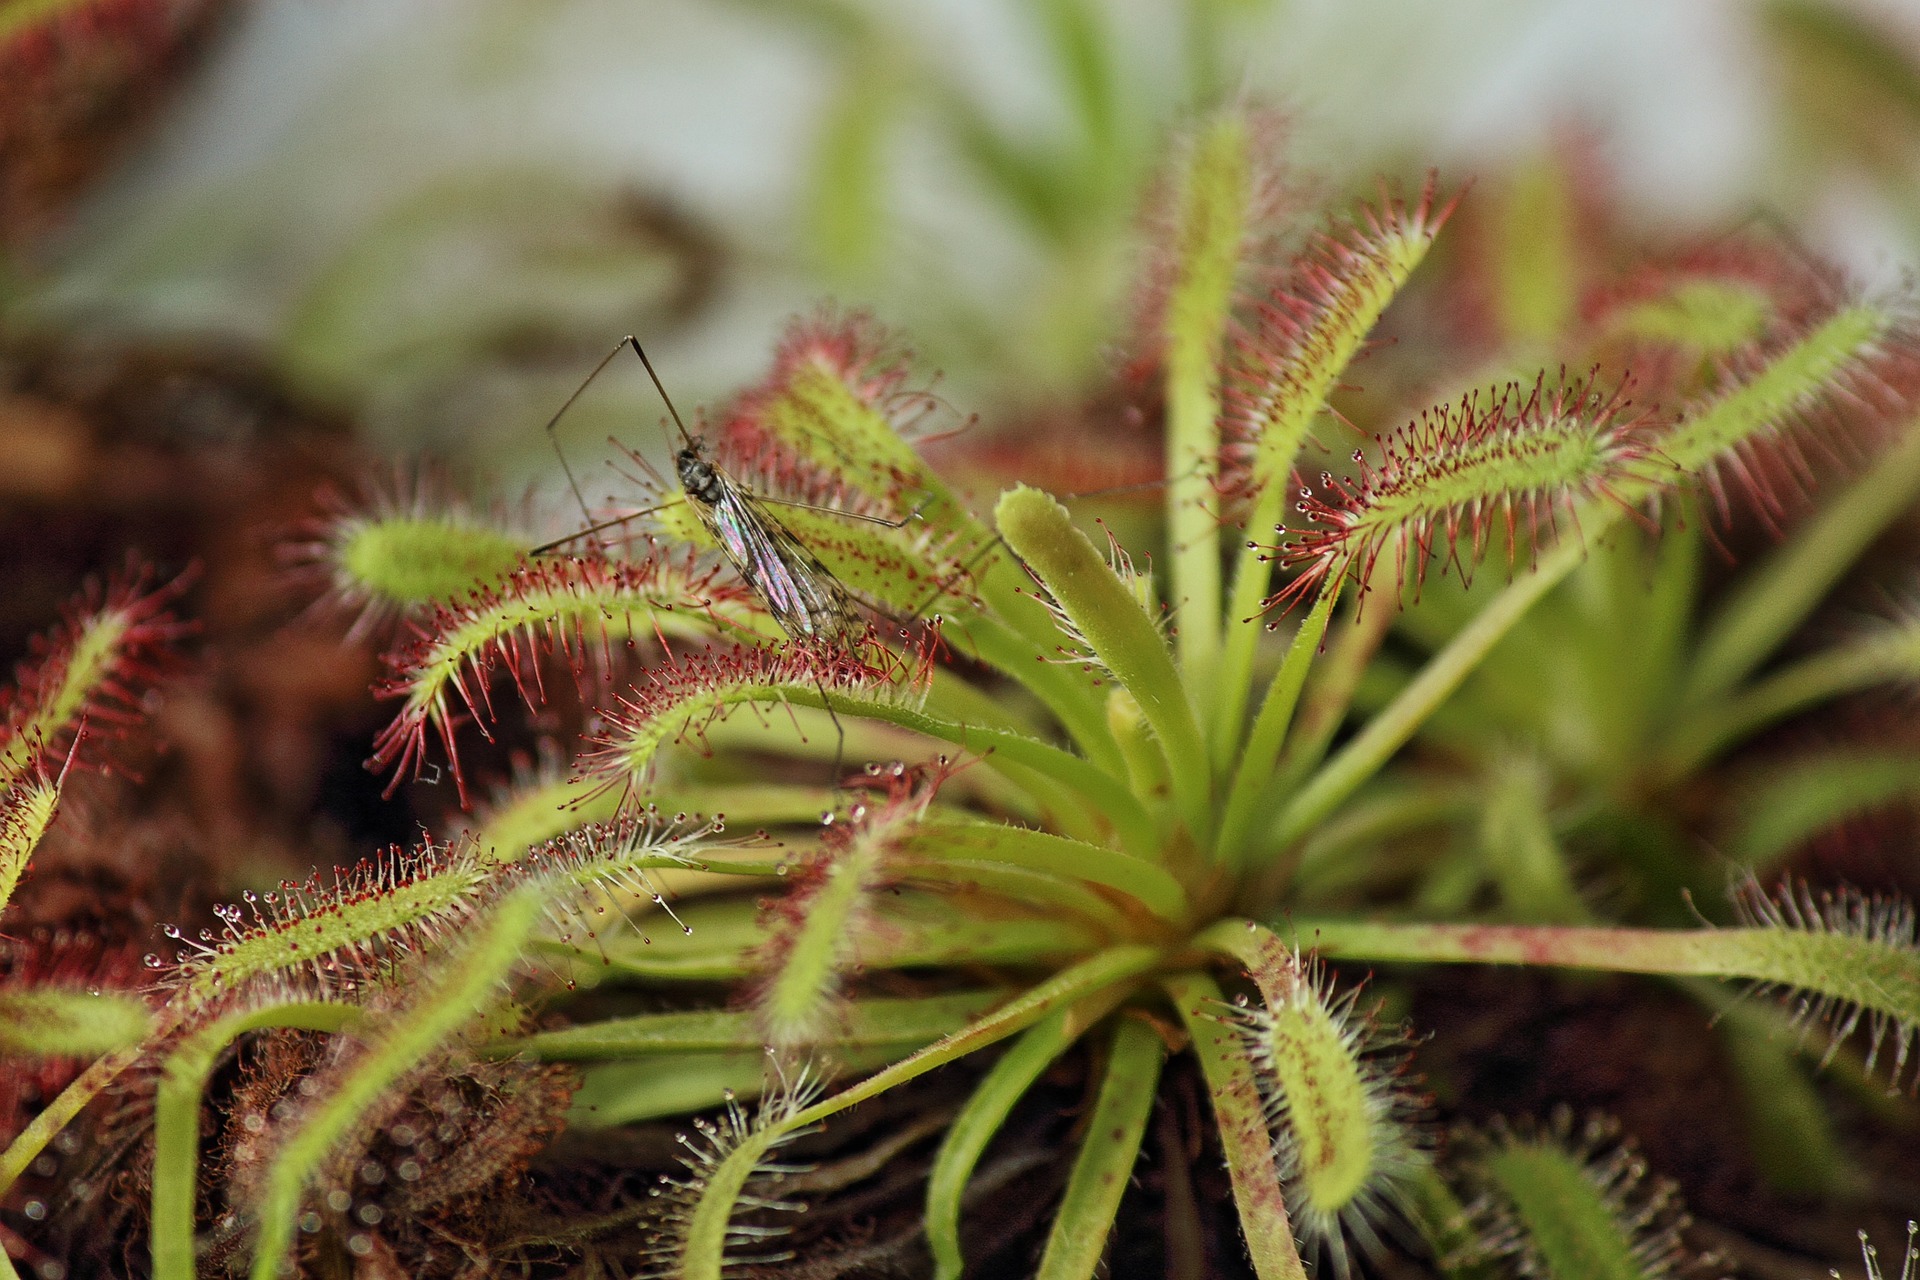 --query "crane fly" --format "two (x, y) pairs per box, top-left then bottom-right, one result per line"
(532, 336), (928, 781)
(533, 336), (872, 645)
